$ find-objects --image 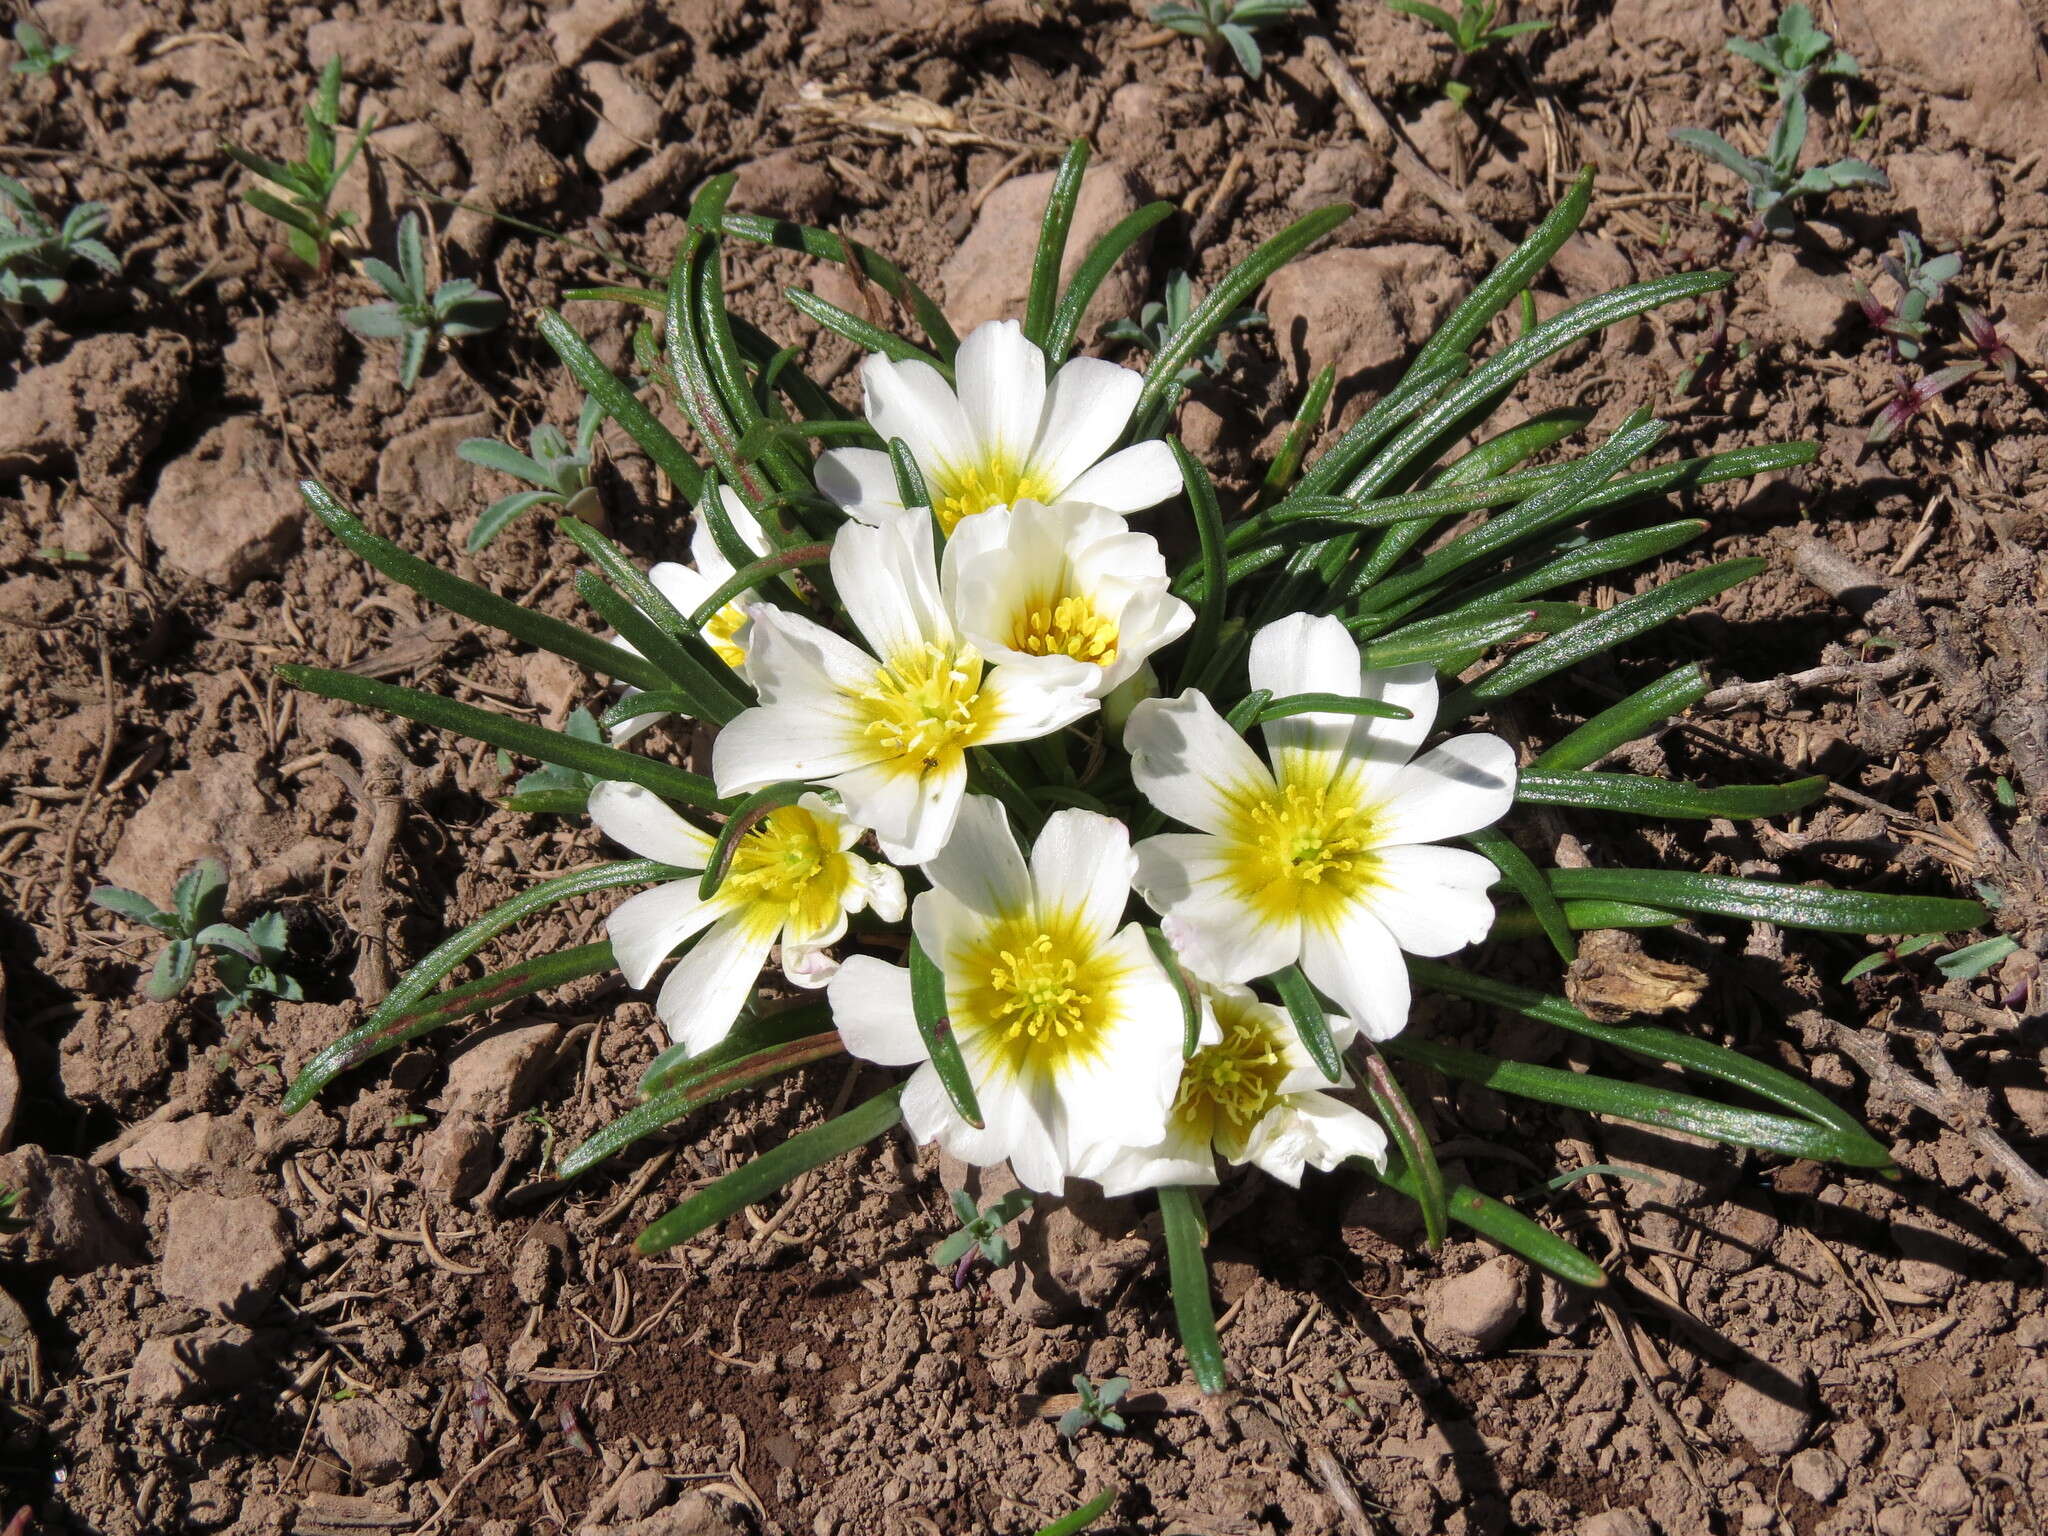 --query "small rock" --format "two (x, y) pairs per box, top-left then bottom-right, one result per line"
(1421, 1255), (1528, 1356)
(601, 1492), (750, 1536)
(161, 1192), (292, 1321)
(601, 142), (698, 221)
(435, 1022), (559, 1119)
(1762, 249), (1855, 351)
(321, 1397), (424, 1485)
(0, 331), (192, 502)
(1263, 245), (1464, 403)
(419, 1111), (495, 1203)
(1719, 1369), (1812, 1456)
(102, 749), (285, 908)
(1839, 4), (2048, 161)
(941, 164), (1152, 339)
(549, 0), (651, 65)
(127, 1325), (264, 1404)
(1886, 152), (1997, 246)
(1549, 234), (1634, 297)
(1578, 1512), (1655, 1536)
(375, 412), (497, 514)
(1790, 1447), (1845, 1503)
(1915, 1461), (1971, 1518)
(730, 148), (835, 224)
(116, 1114), (251, 1178)
(1294, 142), (1391, 215)
(1537, 1270), (1590, 1335)
(611, 1468), (671, 1522)
(0, 1145), (146, 1274)
(511, 1223), (568, 1305)
(145, 418), (302, 587)
(582, 62), (662, 175)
